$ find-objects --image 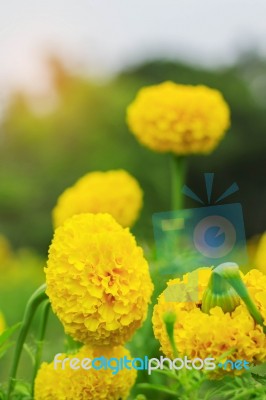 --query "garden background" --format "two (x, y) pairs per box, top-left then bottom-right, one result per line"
(0, 1), (266, 398)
